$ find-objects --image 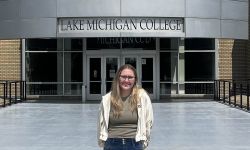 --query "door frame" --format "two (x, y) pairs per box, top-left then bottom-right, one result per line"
(121, 53), (156, 99)
(86, 50), (156, 100)
(86, 54), (120, 100)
